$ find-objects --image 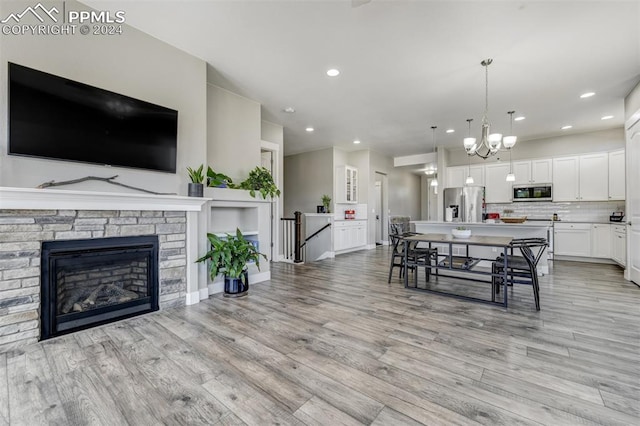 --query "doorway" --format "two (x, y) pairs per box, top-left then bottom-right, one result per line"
(261, 149), (275, 261)
(374, 172), (388, 245)
(626, 111), (639, 284)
